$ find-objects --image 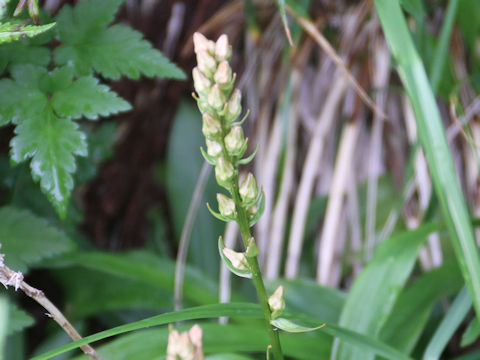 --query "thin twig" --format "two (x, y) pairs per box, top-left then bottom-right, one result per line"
(0, 250), (102, 360)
